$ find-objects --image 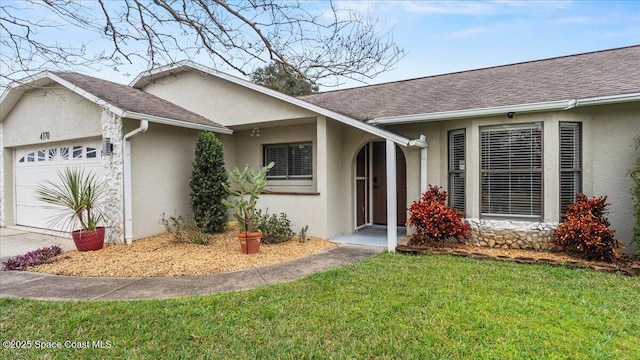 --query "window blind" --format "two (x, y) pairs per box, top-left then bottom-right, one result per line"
(448, 129), (465, 213)
(481, 123), (543, 217)
(264, 142), (312, 180)
(559, 122), (582, 214)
